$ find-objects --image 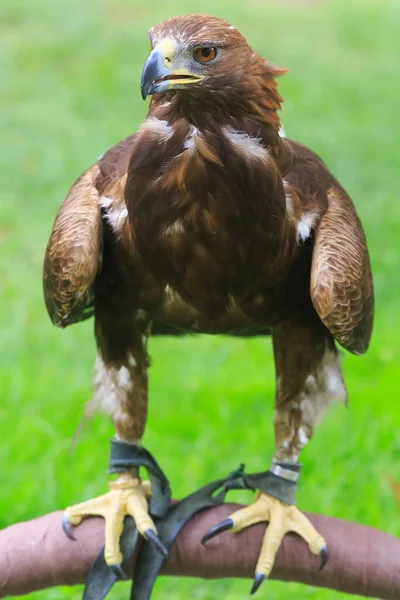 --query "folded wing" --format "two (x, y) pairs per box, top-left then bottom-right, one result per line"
(310, 187), (374, 354)
(43, 164), (102, 327)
